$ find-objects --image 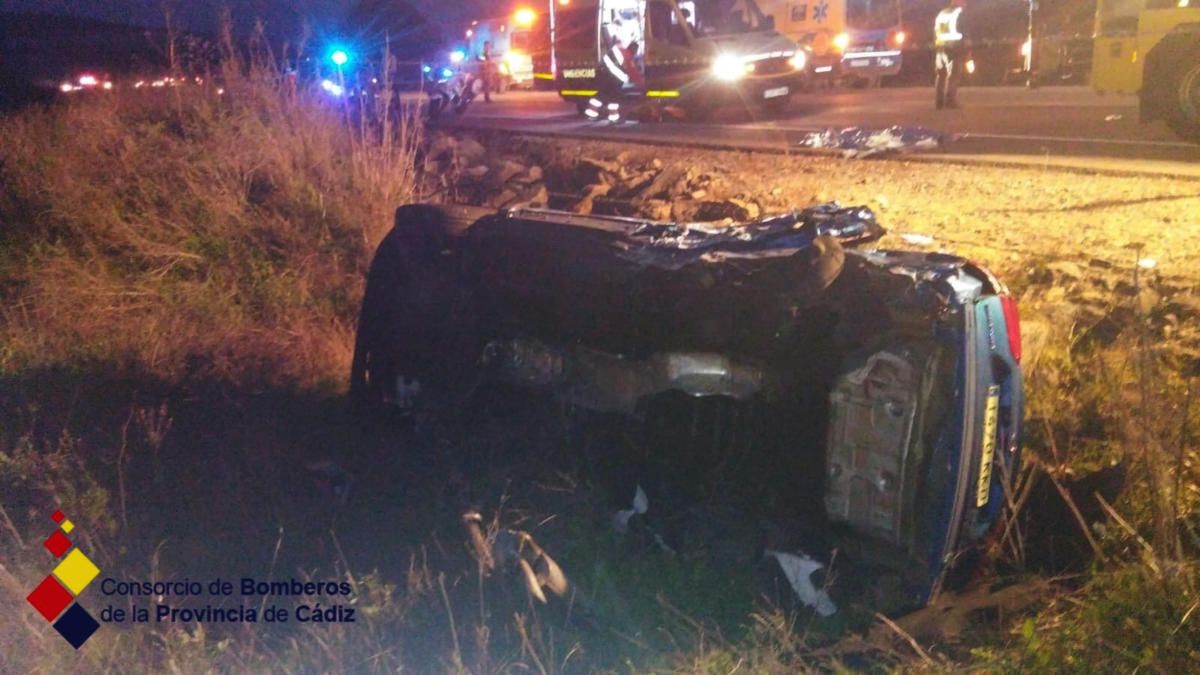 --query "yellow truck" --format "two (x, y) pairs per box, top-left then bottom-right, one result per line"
(1092, 0), (1200, 140)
